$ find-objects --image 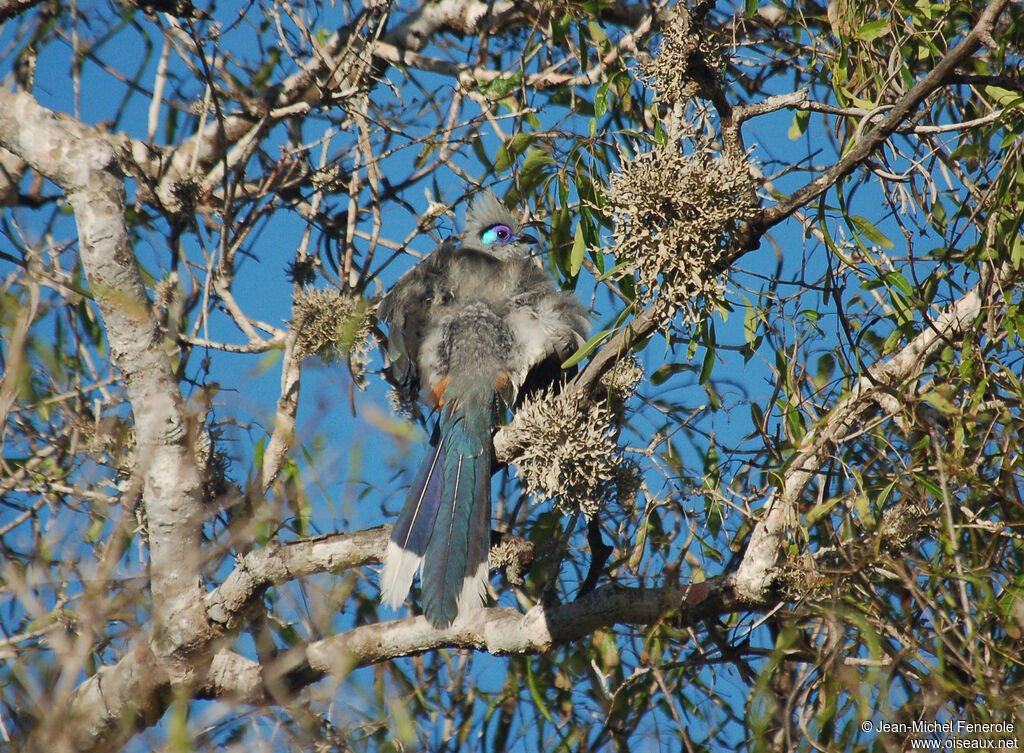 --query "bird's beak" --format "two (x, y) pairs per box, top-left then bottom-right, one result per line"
(519, 220), (545, 246)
